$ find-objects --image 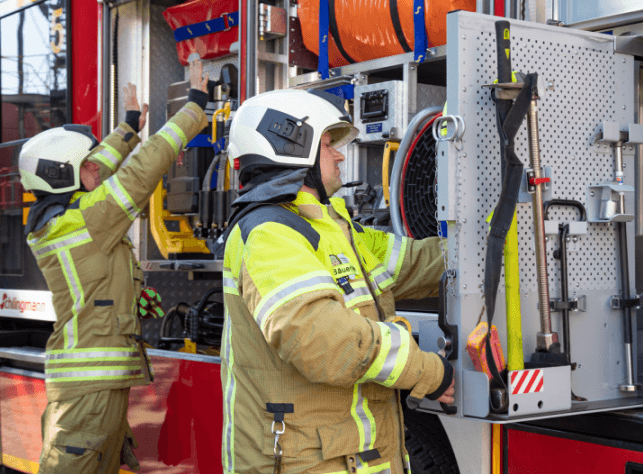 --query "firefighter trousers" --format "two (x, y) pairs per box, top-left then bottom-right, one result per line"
(38, 388), (130, 474)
